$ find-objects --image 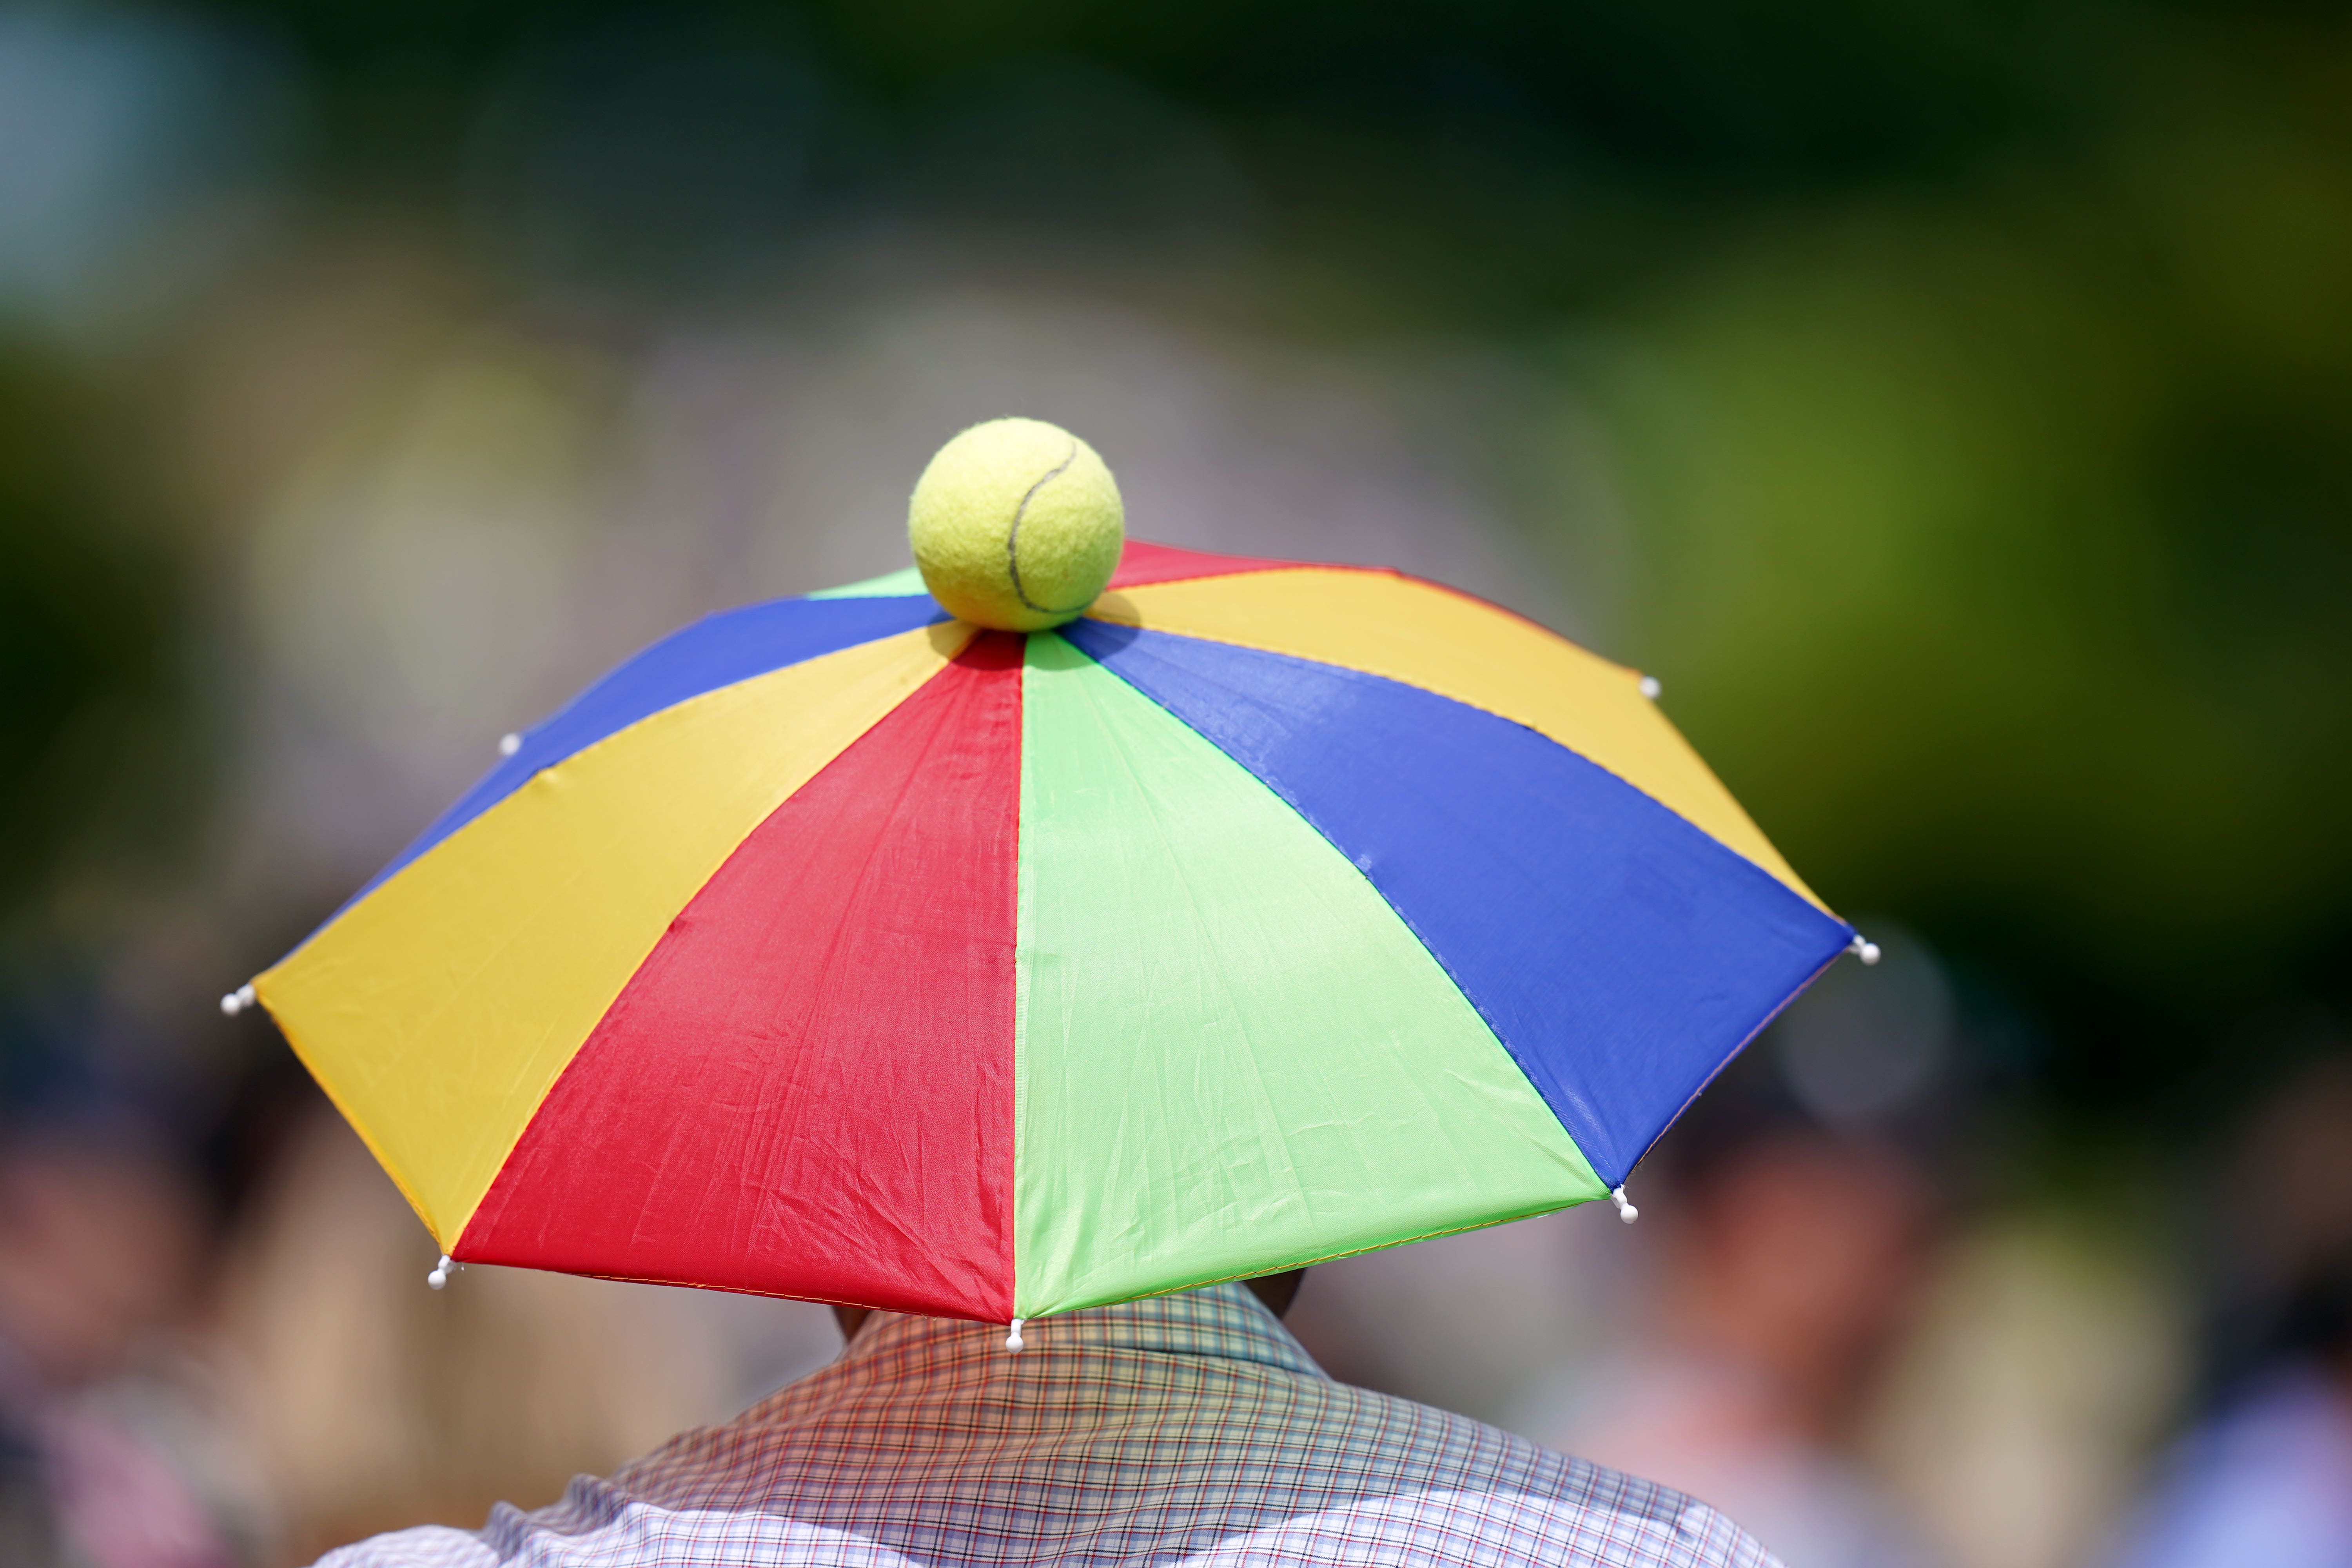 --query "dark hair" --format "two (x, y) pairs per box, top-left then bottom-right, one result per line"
(1644, 1045), (1823, 1195)
(2277, 1245), (2352, 1363)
